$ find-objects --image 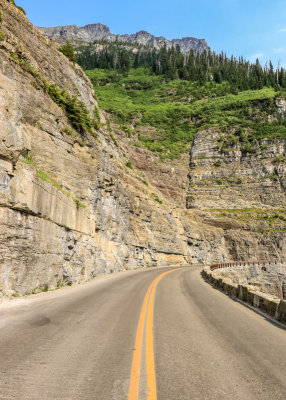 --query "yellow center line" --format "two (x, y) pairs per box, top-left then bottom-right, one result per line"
(128, 279), (157, 400)
(128, 268), (185, 400)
